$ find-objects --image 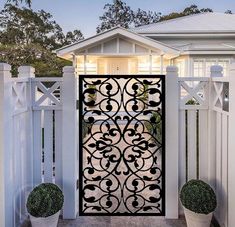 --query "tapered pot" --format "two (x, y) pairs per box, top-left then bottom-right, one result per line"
(184, 207), (213, 227)
(29, 210), (60, 227)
